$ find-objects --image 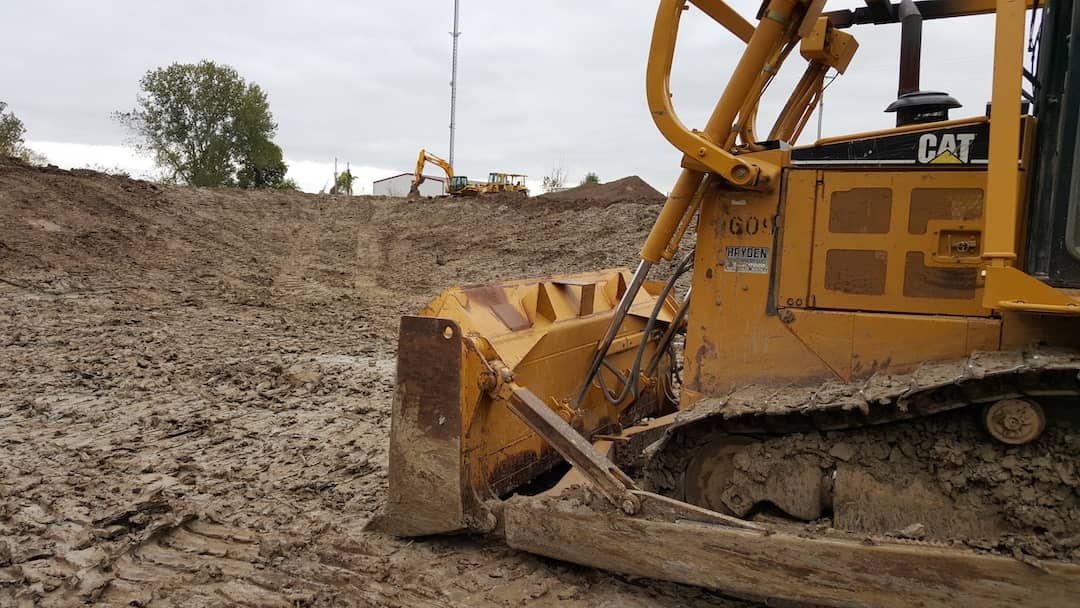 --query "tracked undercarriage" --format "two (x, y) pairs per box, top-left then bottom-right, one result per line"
(641, 350), (1080, 560)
